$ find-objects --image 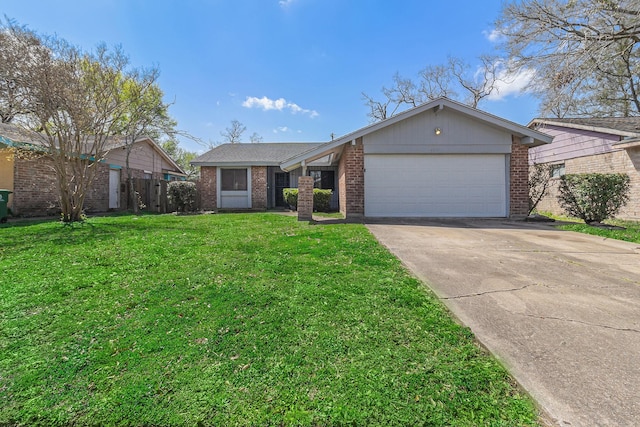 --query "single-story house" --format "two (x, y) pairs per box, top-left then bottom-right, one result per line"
(0, 123), (186, 217)
(192, 97), (552, 219)
(528, 117), (640, 220)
